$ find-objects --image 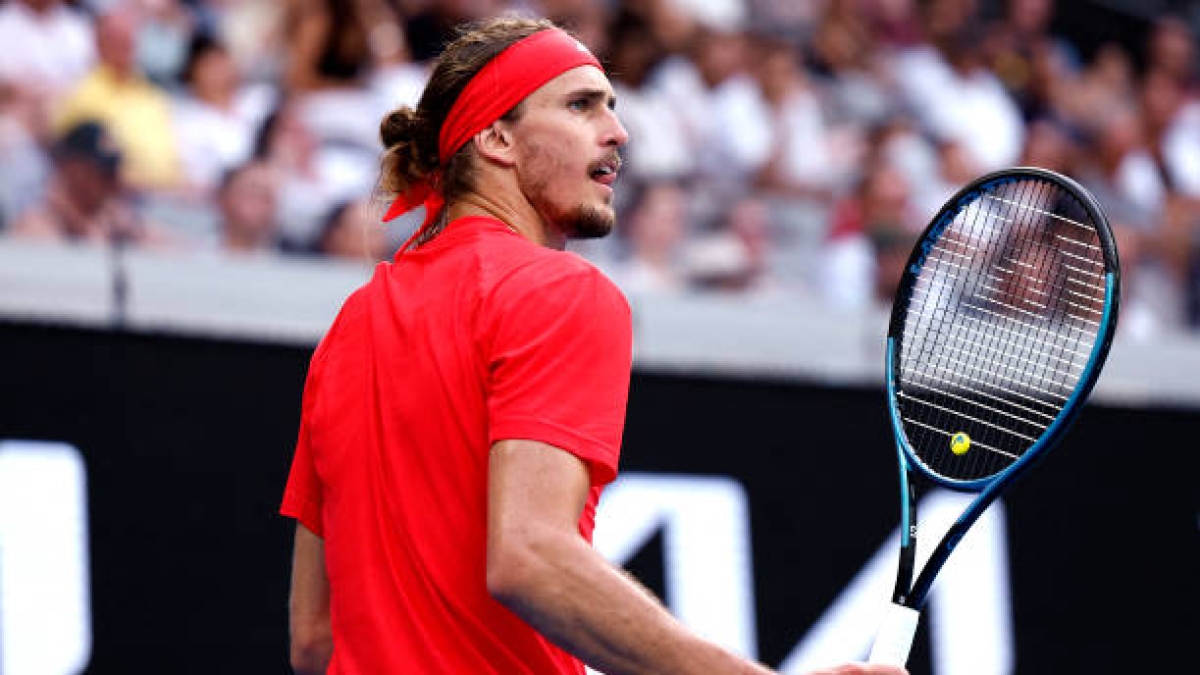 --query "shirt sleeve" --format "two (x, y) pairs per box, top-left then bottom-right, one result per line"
(281, 352), (326, 536)
(485, 257), (633, 485)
